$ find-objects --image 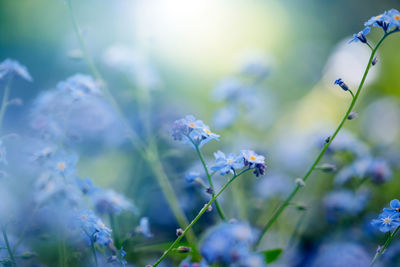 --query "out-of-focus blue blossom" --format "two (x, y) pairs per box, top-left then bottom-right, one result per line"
(334, 157), (392, 186)
(135, 217), (153, 238)
(74, 209), (112, 246)
(108, 248), (128, 266)
(233, 253), (267, 267)
(171, 115), (219, 148)
(238, 55), (271, 82)
(185, 171), (201, 183)
(93, 189), (136, 215)
(211, 151), (244, 175)
(57, 74), (101, 100)
(310, 242), (370, 267)
(75, 177), (97, 195)
(334, 78), (349, 91)
(212, 105), (238, 130)
(179, 257), (209, 267)
(254, 173), (293, 200)
(241, 150), (266, 177)
(45, 151), (78, 178)
(211, 77), (247, 102)
(323, 189), (369, 221)
(103, 44), (162, 90)
(31, 145), (55, 163)
(326, 129), (369, 156)
(0, 58), (32, 82)
(0, 140), (8, 165)
(383, 199), (400, 215)
(349, 27), (370, 43)
(200, 222), (258, 265)
(371, 211), (400, 233)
